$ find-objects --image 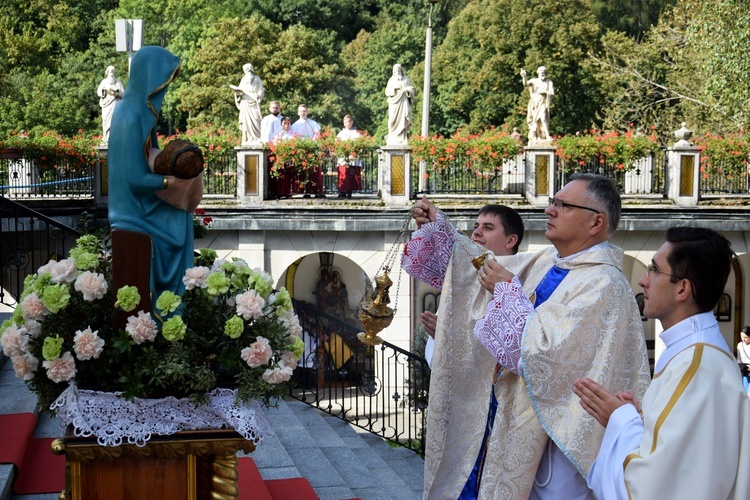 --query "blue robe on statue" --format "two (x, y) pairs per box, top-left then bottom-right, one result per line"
(108, 46), (193, 302)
